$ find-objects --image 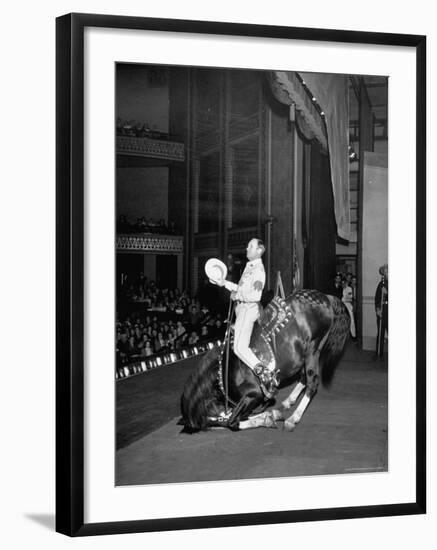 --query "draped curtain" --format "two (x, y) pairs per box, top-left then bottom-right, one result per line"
(267, 71), (350, 241)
